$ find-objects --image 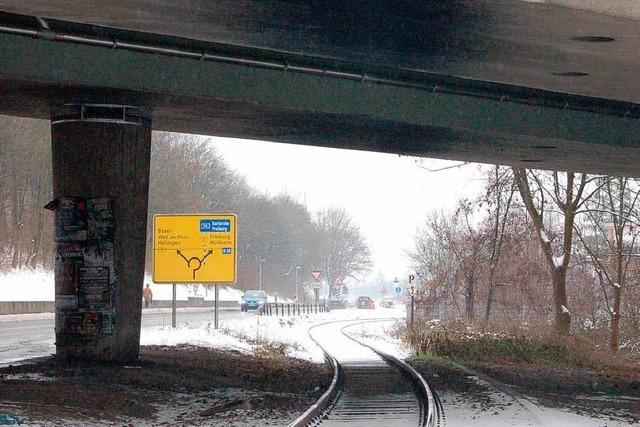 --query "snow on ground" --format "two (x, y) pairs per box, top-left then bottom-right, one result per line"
(342, 319), (411, 360)
(0, 269), (54, 301)
(140, 306), (407, 362)
(0, 270), (242, 301)
(140, 324), (253, 353)
(341, 320), (638, 426)
(424, 359), (639, 427)
(4, 302), (635, 426)
(423, 370), (638, 427)
(532, 402), (638, 427)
